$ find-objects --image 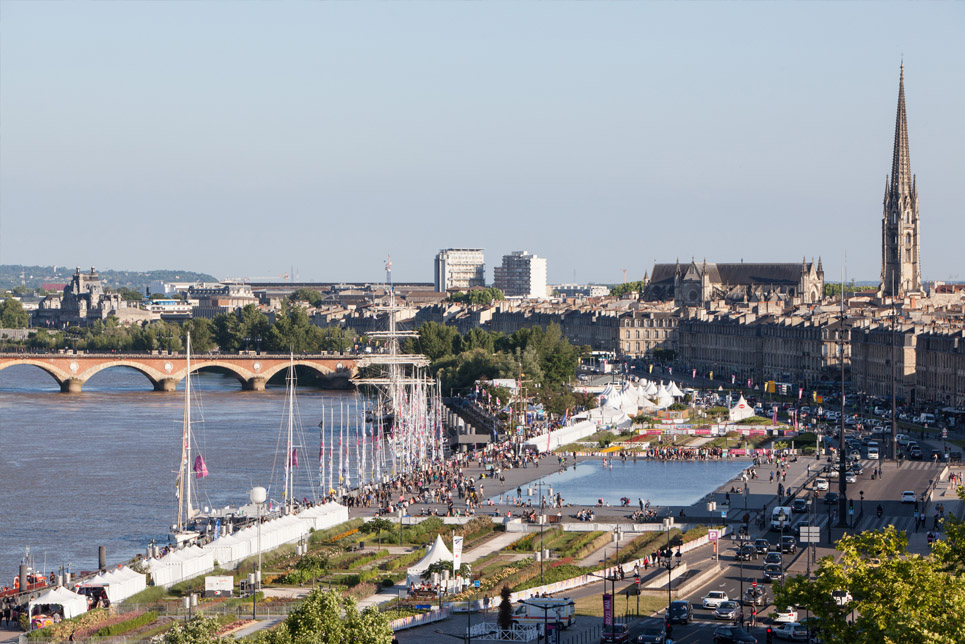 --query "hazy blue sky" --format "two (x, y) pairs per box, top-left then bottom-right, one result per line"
(1, 2), (963, 284)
